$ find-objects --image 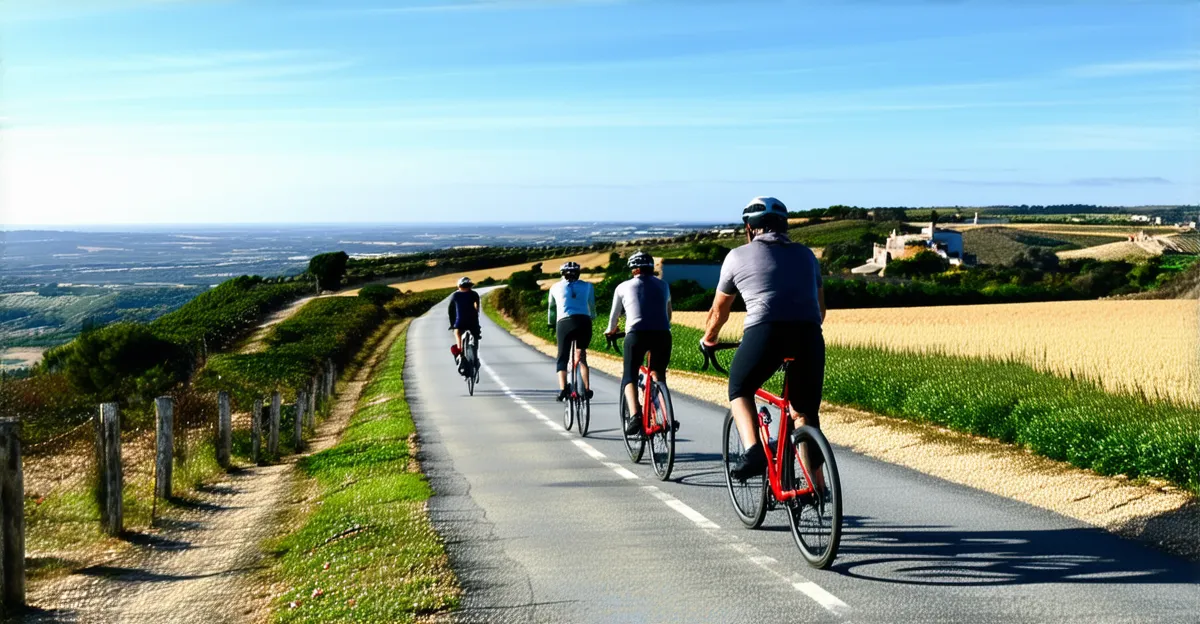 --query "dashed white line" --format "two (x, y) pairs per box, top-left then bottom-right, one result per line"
(477, 356), (851, 617)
